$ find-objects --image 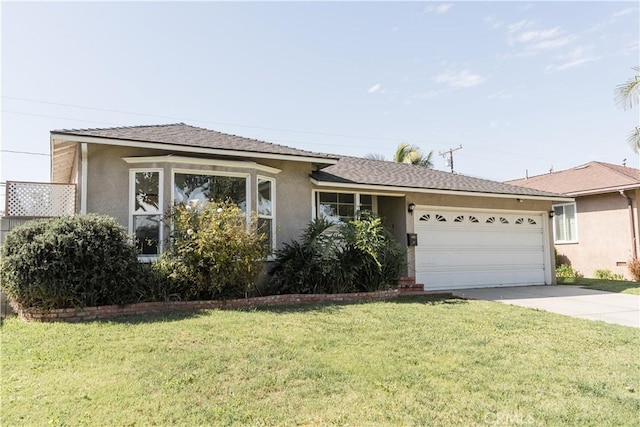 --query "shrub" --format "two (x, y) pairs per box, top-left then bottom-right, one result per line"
(556, 264), (583, 278)
(554, 248), (570, 267)
(269, 212), (406, 294)
(155, 201), (268, 300)
(627, 258), (640, 281)
(593, 269), (625, 281)
(0, 215), (147, 309)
